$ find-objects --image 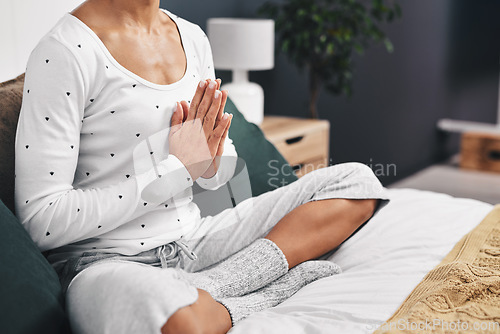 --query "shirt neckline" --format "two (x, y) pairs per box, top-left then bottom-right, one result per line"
(66, 9), (191, 91)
